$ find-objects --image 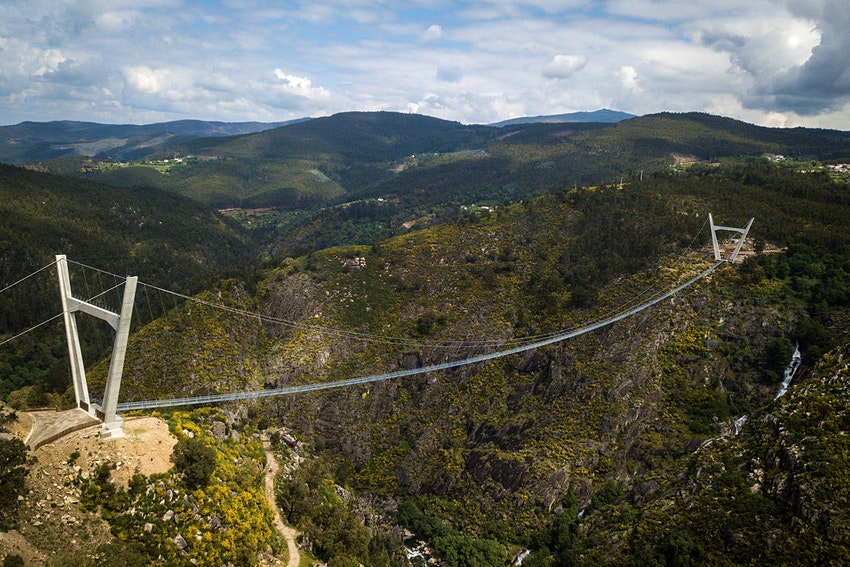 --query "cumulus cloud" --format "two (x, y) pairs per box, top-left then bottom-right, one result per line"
(124, 66), (172, 94)
(271, 69), (331, 101)
(690, 0), (850, 117)
(424, 24), (443, 41)
(41, 56), (109, 93)
(617, 66), (641, 94)
(749, 0), (850, 115)
(542, 54), (587, 79)
(698, 19), (819, 76)
(1, 0), (849, 127)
